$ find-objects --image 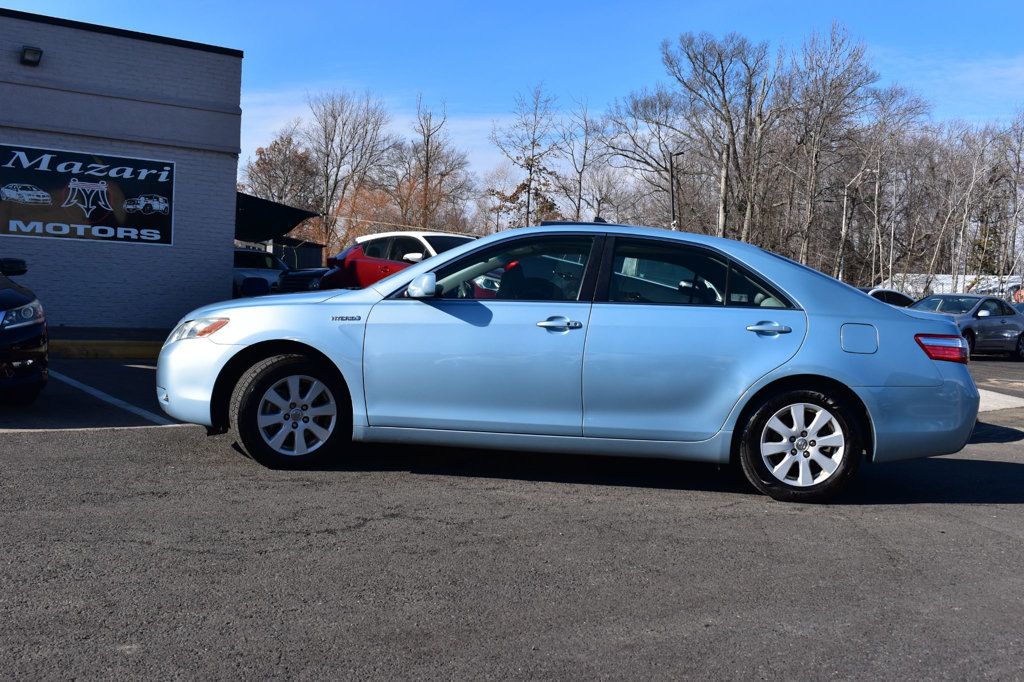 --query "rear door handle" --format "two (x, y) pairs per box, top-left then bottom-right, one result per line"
(746, 321), (792, 335)
(537, 316), (583, 331)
